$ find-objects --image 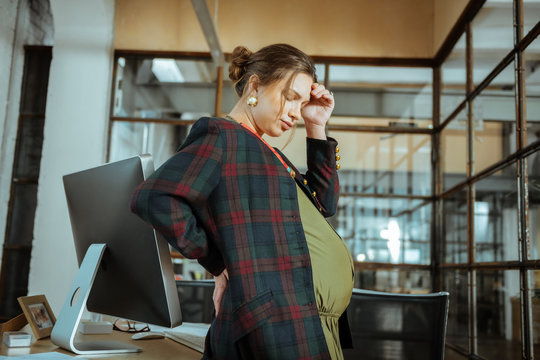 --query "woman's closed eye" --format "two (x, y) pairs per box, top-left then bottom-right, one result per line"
(287, 91), (309, 108)
(286, 91), (297, 102)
